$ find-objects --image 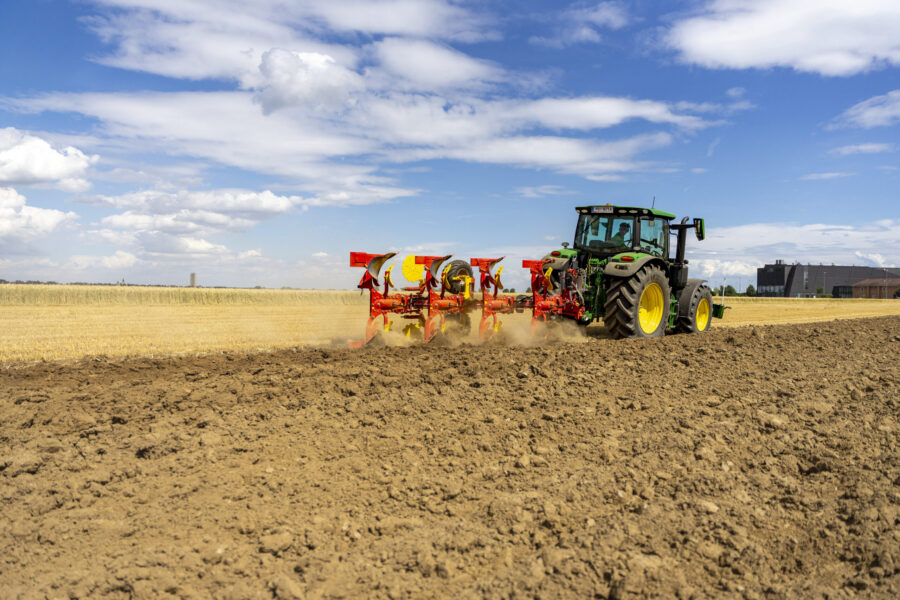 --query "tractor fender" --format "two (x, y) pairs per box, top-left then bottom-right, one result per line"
(603, 255), (665, 279)
(677, 279), (708, 317)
